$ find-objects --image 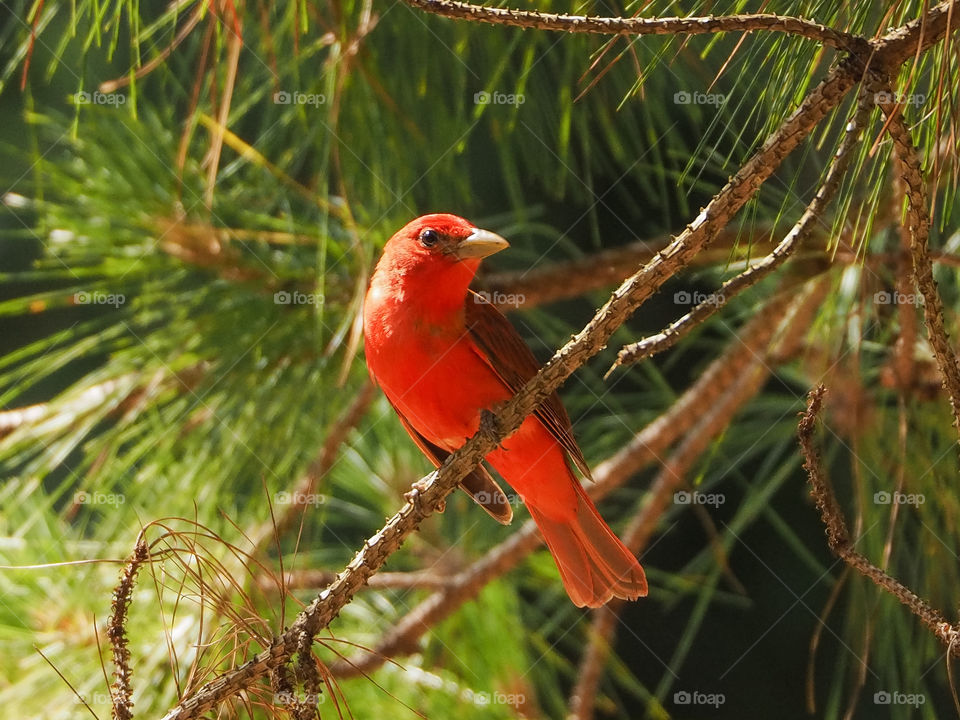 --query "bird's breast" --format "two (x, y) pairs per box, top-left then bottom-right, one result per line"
(364, 302), (510, 451)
